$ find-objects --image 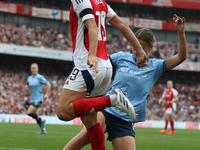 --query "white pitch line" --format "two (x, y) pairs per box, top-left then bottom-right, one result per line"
(0, 147), (37, 150)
